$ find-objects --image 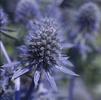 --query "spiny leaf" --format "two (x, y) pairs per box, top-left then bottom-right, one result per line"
(55, 65), (79, 76)
(34, 70), (40, 88)
(45, 71), (58, 91)
(12, 67), (30, 80)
